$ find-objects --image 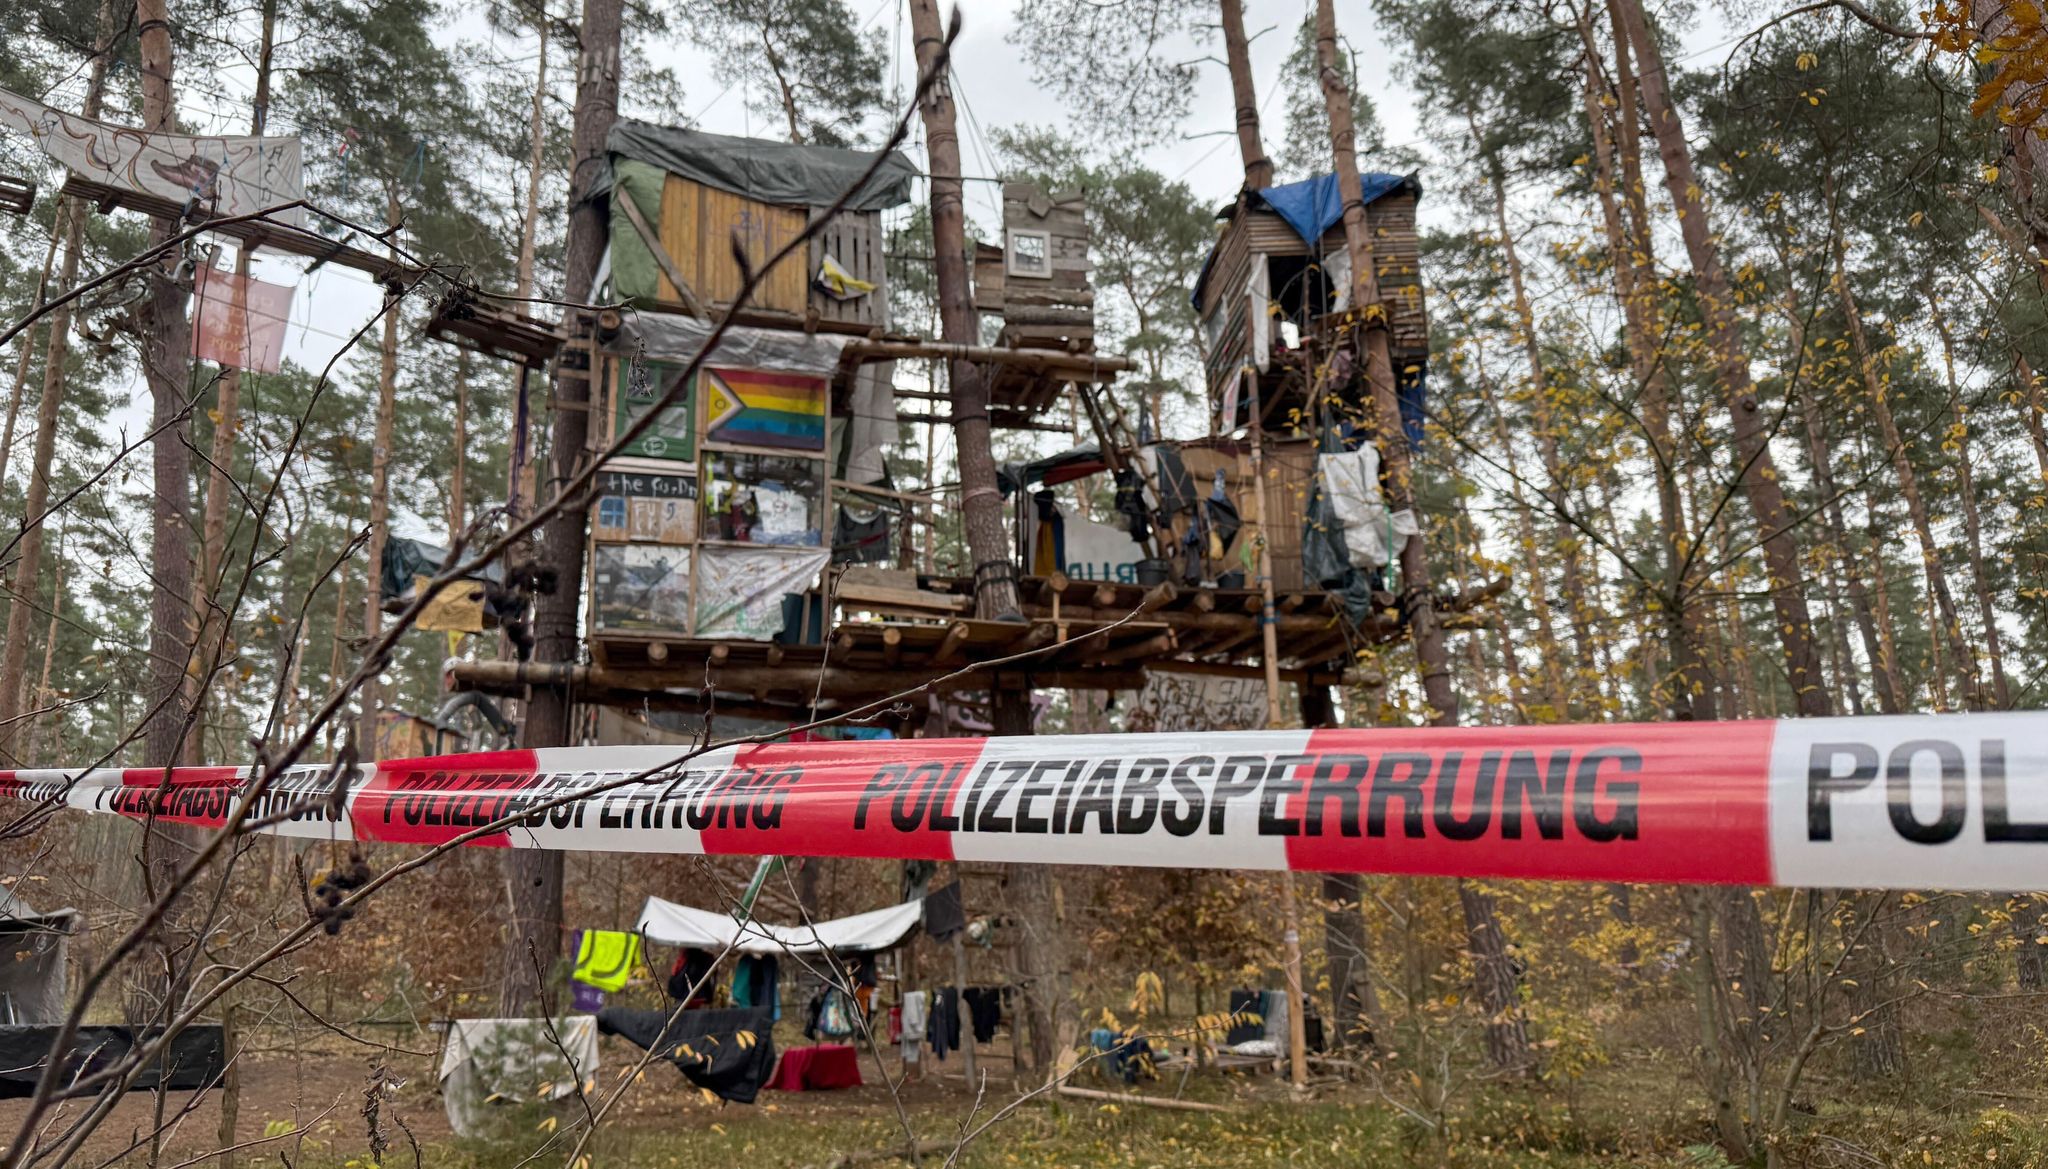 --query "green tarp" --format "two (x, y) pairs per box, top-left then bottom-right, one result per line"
(603, 121), (916, 211)
(601, 123), (915, 307)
